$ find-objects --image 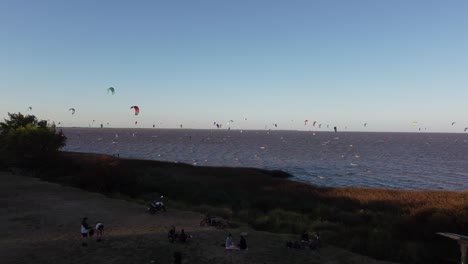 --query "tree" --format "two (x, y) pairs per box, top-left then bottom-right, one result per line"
(0, 113), (66, 163)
